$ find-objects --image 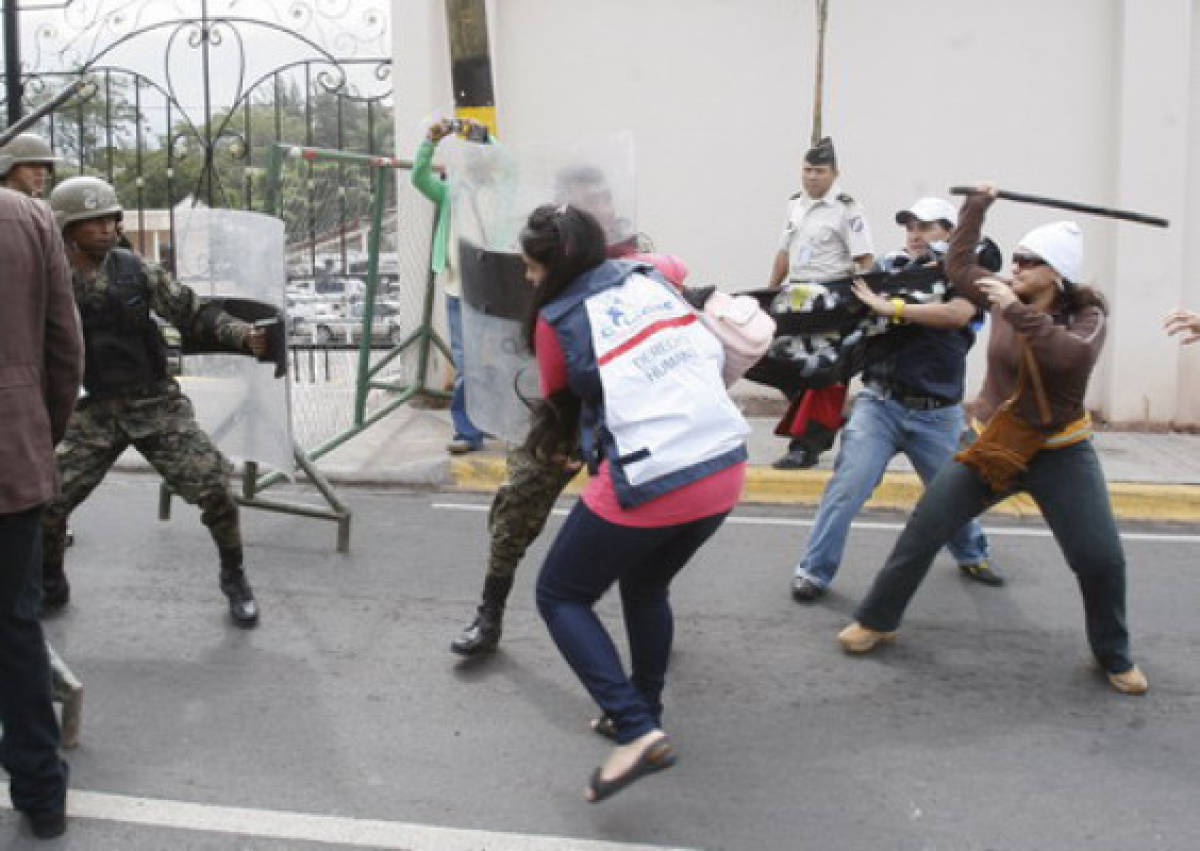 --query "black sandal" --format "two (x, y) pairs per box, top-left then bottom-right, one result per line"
(586, 735), (676, 803)
(590, 715), (619, 742)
